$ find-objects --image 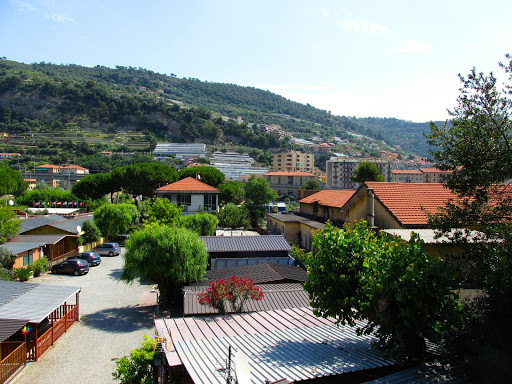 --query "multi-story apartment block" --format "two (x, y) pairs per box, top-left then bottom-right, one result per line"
(326, 157), (392, 189)
(264, 171), (316, 198)
(272, 152), (315, 174)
